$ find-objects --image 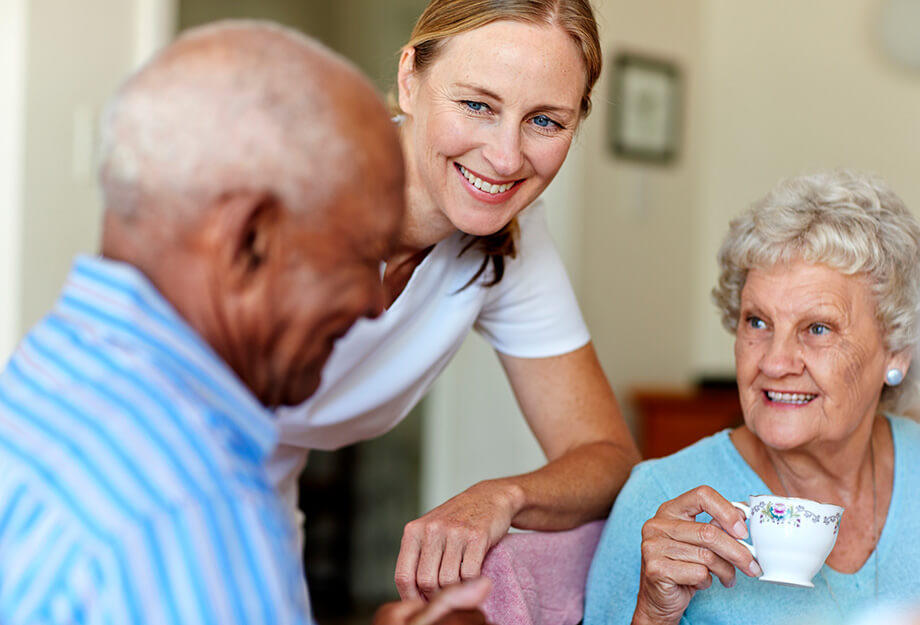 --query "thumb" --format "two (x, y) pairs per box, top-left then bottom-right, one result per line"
(409, 577), (492, 625)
